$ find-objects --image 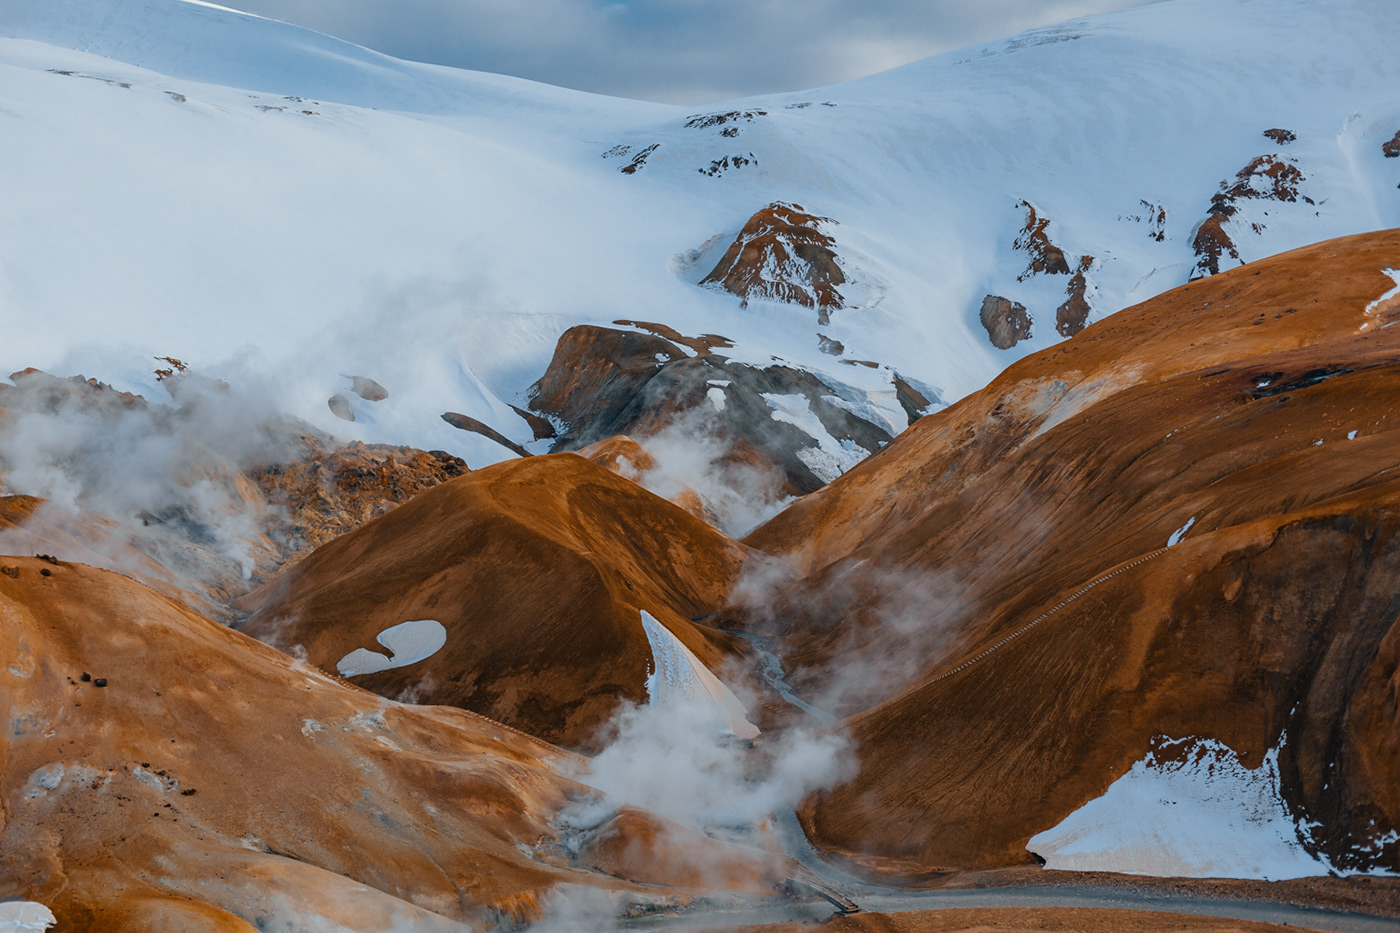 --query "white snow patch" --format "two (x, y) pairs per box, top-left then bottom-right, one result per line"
(1349, 430), (1359, 440)
(706, 386), (727, 412)
(639, 610), (759, 740)
(1167, 516), (1196, 547)
(1364, 269), (1400, 315)
(0, 903), (56, 932)
(762, 392), (871, 483)
(1027, 737), (1326, 880)
(336, 619), (447, 677)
